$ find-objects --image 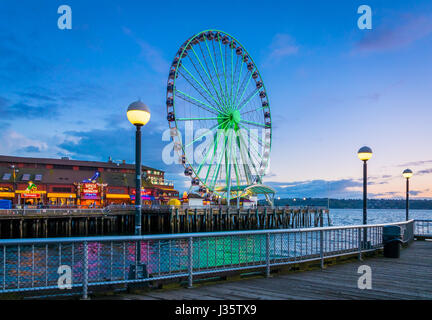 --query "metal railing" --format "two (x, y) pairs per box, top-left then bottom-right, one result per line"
(414, 220), (432, 237)
(0, 208), (107, 216)
(0, 219), (415, 298)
